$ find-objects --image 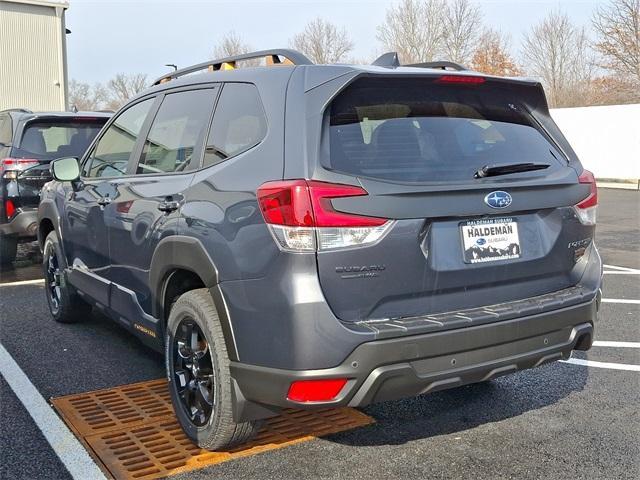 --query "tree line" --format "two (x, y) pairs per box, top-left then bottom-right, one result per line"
(69, 0), (639, 110)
